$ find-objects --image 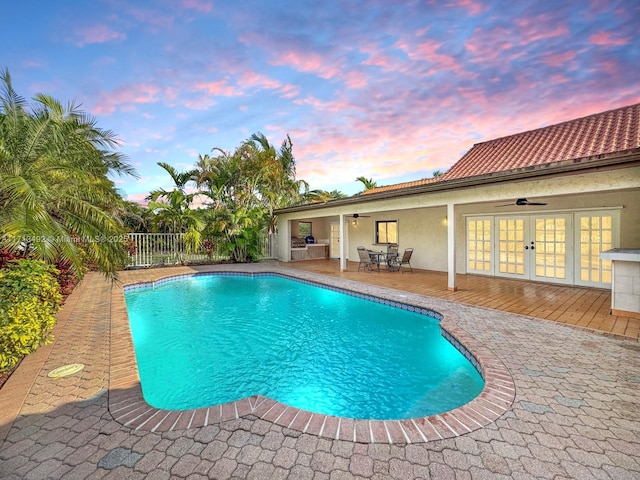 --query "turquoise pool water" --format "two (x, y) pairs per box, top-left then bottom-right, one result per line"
(124, 274), (484, 420)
